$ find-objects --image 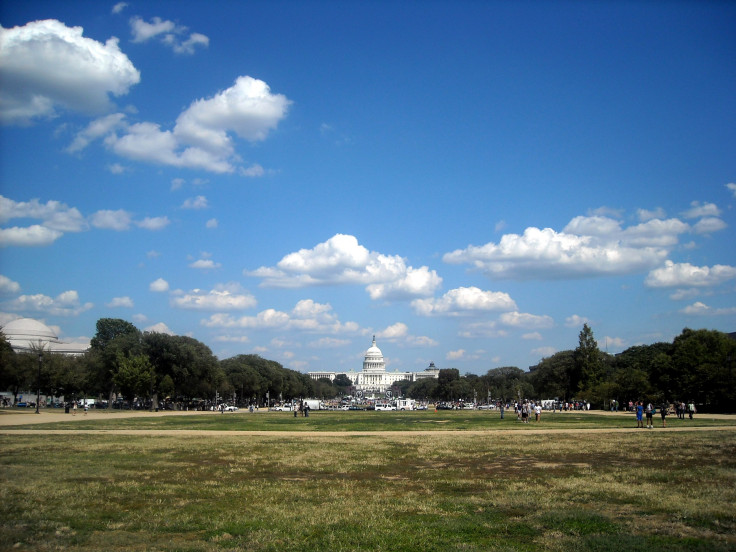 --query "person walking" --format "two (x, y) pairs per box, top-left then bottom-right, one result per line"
(688, 402), (696, 419)
(645, 401), (654, 429)
(636, 401), (644, 428)
(660, 401), (668, 428)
